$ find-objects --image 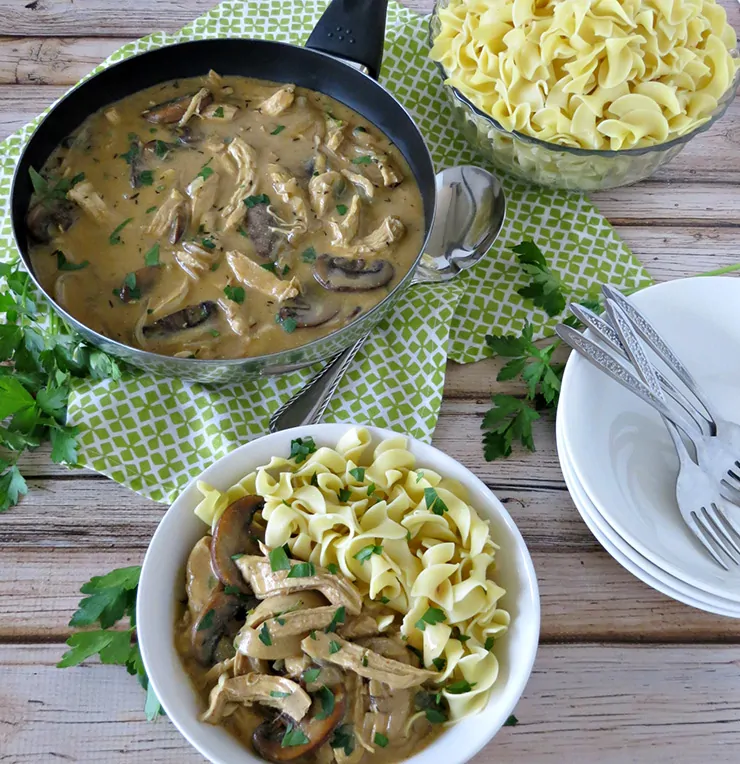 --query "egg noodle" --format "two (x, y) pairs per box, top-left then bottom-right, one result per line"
(431, 0), (740, 150)
(194, 428), (510, 721)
